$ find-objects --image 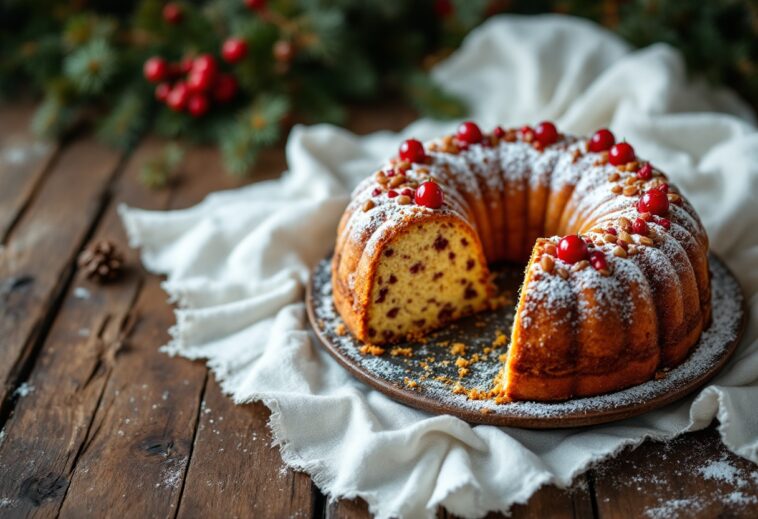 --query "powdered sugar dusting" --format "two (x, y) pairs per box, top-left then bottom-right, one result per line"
(309, 254), (743, 423)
